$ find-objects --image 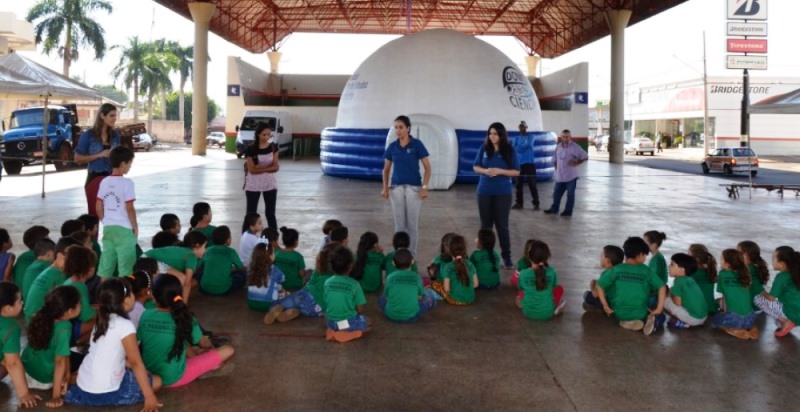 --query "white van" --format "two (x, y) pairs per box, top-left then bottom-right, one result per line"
(235, 110), (292, 158)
